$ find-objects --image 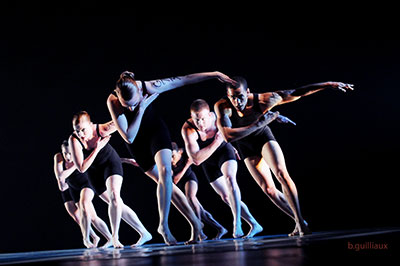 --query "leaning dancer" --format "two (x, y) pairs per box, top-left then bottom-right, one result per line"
(69, 111), (152, 248)
(54, 140), (109, 248)
(107, 71), (236, 245)
(215, 77), (354, 236)
(182, 99), (263, 238)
